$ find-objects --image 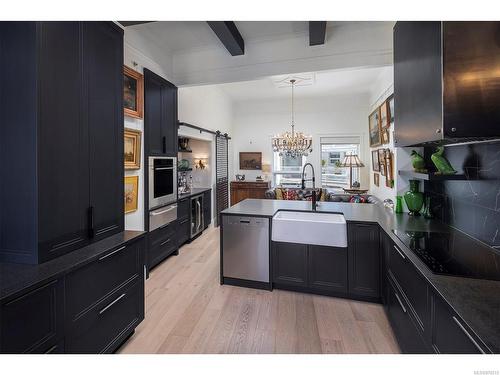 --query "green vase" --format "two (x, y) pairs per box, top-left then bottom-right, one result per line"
(422, 195), (434, 219)
(395, 196), (404, 214)
(404, 180), (424, 216)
